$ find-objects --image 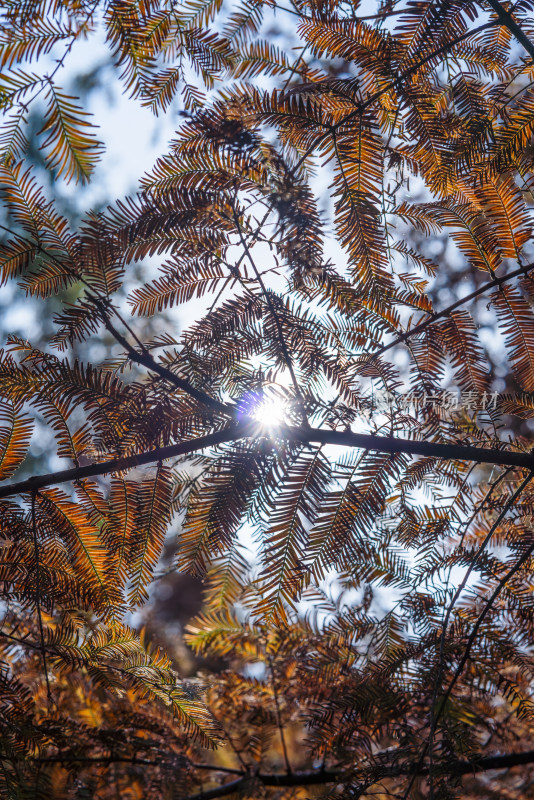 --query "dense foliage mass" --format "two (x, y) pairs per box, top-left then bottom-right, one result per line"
(3, 0), (534, 797)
